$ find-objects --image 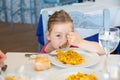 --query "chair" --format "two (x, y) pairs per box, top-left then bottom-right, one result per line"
(39, 0), (79, 12)
(10, 0), (37, 28)
(0, 0), (8, 22)
(37, 10), (49, 52)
